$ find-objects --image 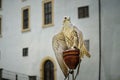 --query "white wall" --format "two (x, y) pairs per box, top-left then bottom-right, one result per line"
(101, 0), (120, 80)
(0, 0), (100, 80)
